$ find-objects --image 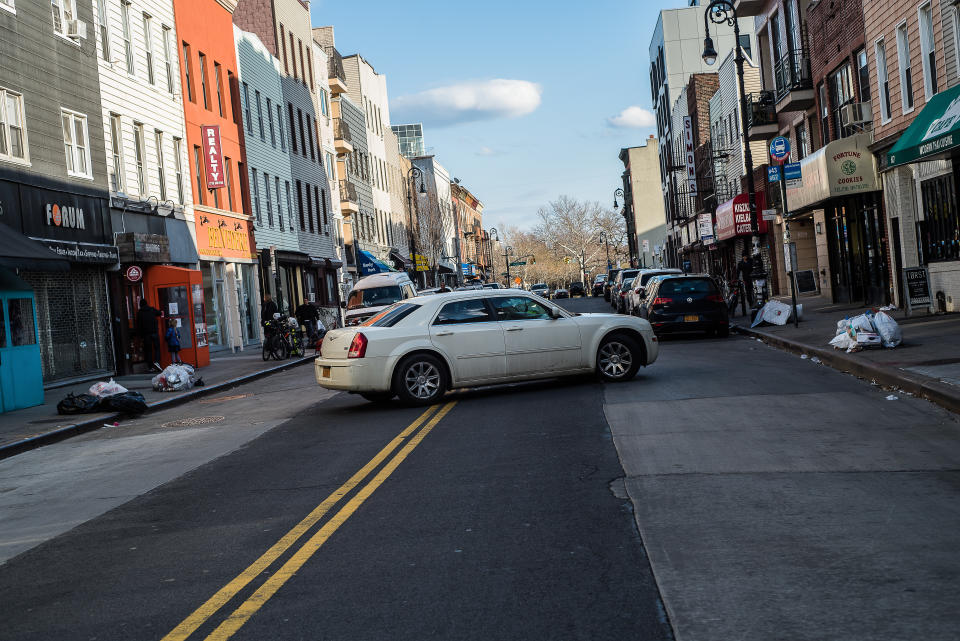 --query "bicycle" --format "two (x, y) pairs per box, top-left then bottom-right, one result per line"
(284, 321), (306, 358)
(261, 319), (289, 361)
